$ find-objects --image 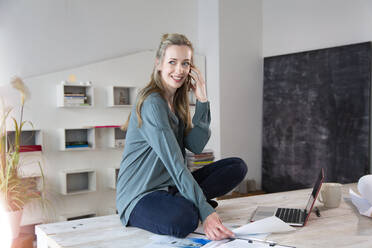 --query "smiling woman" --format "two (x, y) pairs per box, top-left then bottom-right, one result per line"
(116, 33), (248, 241)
